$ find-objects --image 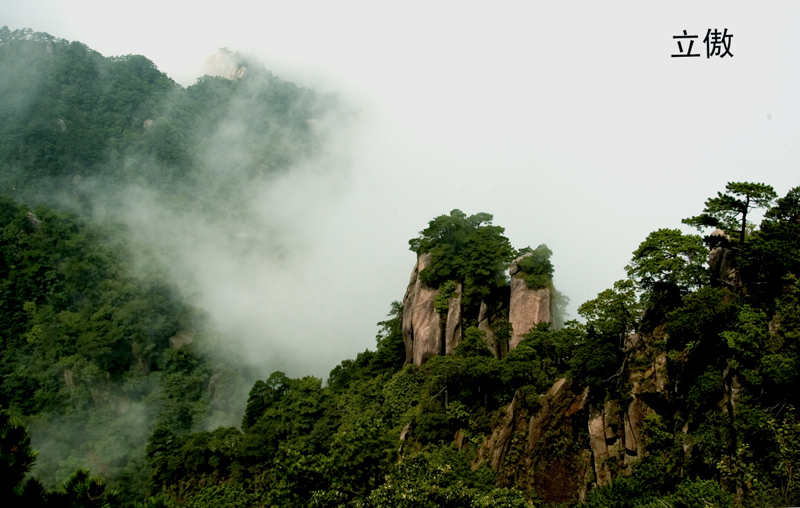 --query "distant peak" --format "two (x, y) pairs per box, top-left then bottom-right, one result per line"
(204, 48), (246, 80)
